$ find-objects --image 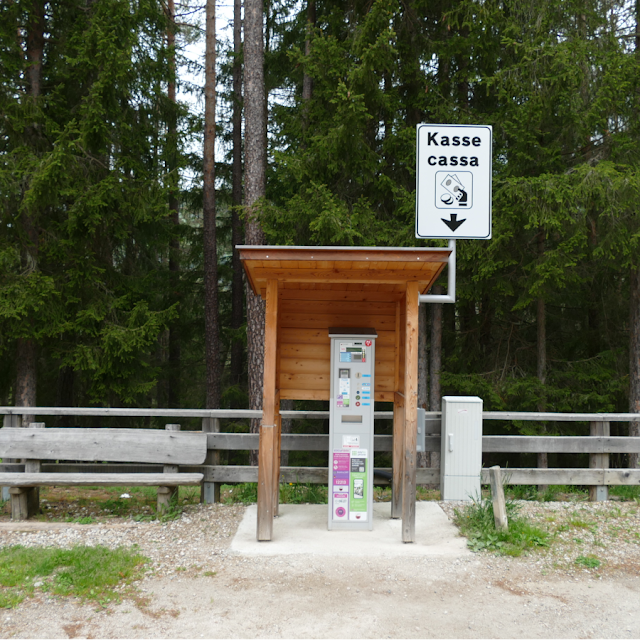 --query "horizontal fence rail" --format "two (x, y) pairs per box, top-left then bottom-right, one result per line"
(2, 407), (640, 500)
